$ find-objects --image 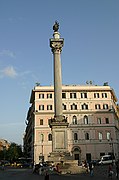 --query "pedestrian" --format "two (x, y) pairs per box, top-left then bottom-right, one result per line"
(108, 163), (113, 178)
(116, 161), (119, 178)
(56, 163), (60, 173)
(1, 163), (5, 170)
(44, 171), (49, 180)
(88, 161), (94, 176)
(39, 166), (42, 175)
(84, 160), (88, 173)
